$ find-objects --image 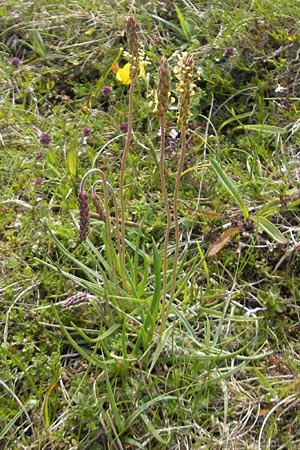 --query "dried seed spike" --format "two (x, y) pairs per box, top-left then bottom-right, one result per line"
(78, 191), (90, 242)
(126, 15), (140, 81)
(156, 56), (171, 118)
(92, 193), (106, 222)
